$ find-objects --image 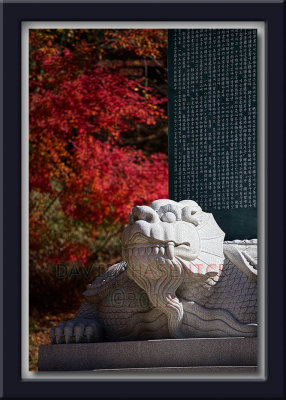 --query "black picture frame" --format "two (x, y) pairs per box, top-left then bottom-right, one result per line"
(1, 1), (285, 399)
